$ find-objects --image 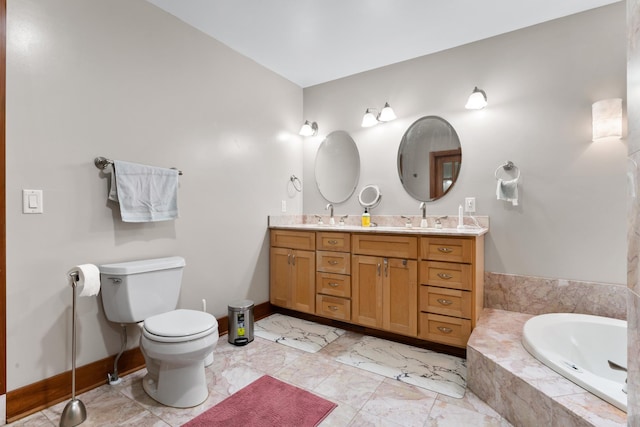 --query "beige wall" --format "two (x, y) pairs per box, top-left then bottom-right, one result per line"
(303, 4), (627, 285)
(6, 0), (303, 390)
